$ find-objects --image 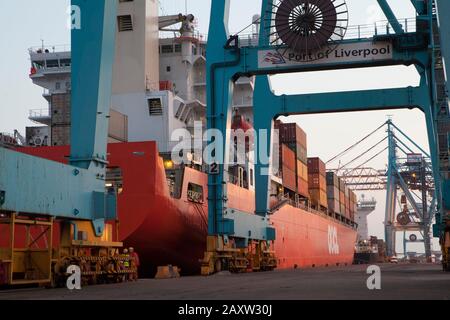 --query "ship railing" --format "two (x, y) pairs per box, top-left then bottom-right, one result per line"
(344, 17), (416, 40)
(29, 109), (50, 119)
(159, 30), (206, 41)
(29, 44), (71, 54)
